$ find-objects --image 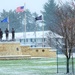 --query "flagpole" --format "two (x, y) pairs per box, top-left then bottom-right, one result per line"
(35, 15), (42, 47)
(35, 21), (37, 47)
(42, 22), (44, 47)
(24, 3), (26, 44)
(42, 15), (44, 47)
(8, 16), (9, 31)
